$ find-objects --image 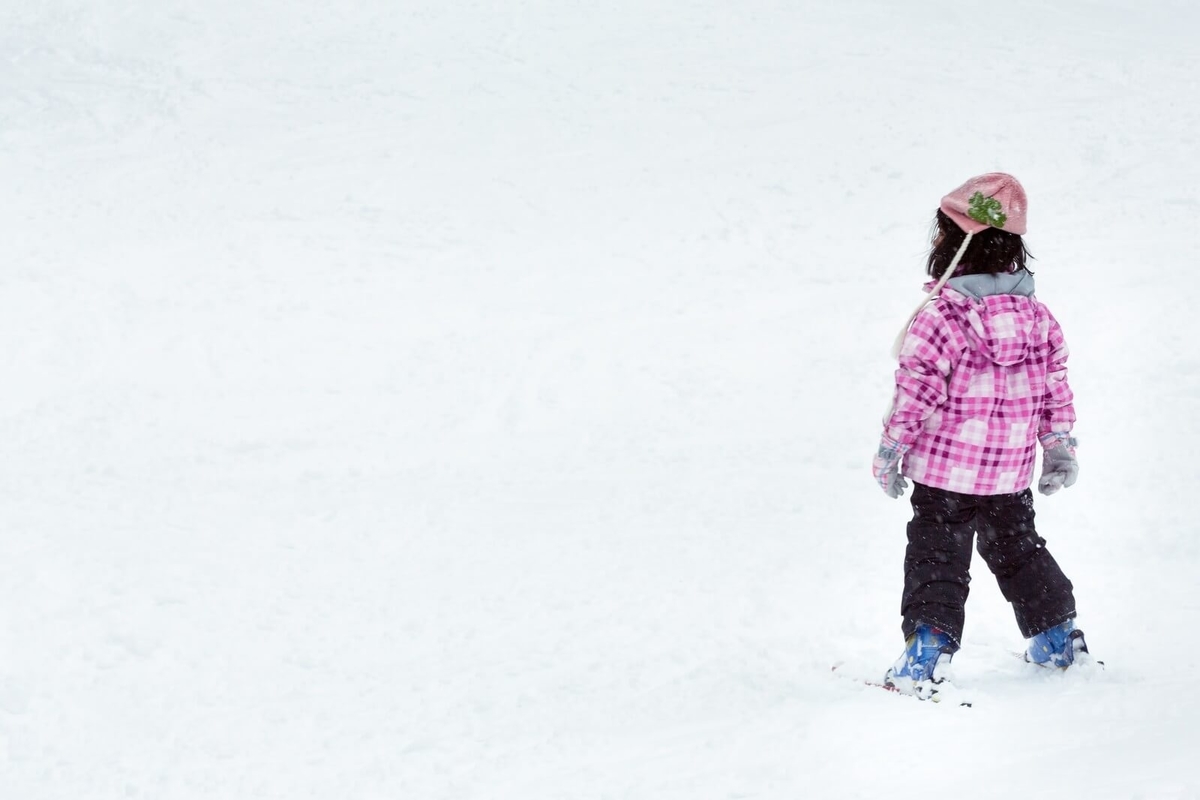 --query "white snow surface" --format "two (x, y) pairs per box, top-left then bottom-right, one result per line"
(2, 2), (1199, 798)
